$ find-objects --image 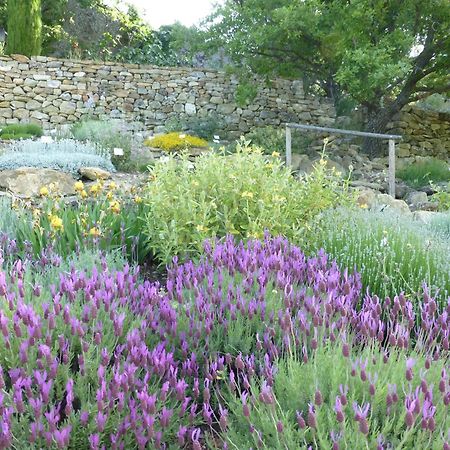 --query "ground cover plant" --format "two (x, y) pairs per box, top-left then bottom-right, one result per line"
(143, 140), (353, 264)
(0, 235), (448, 449)
(0, 123), (43, 141)
(305, 208), (450, 306)
(0, 139), (114, 174)
(5, 180), (147, 263)
(70, 120), (133, 171)
(144, 132), (208, 151)
(397, 158), (450, 188)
